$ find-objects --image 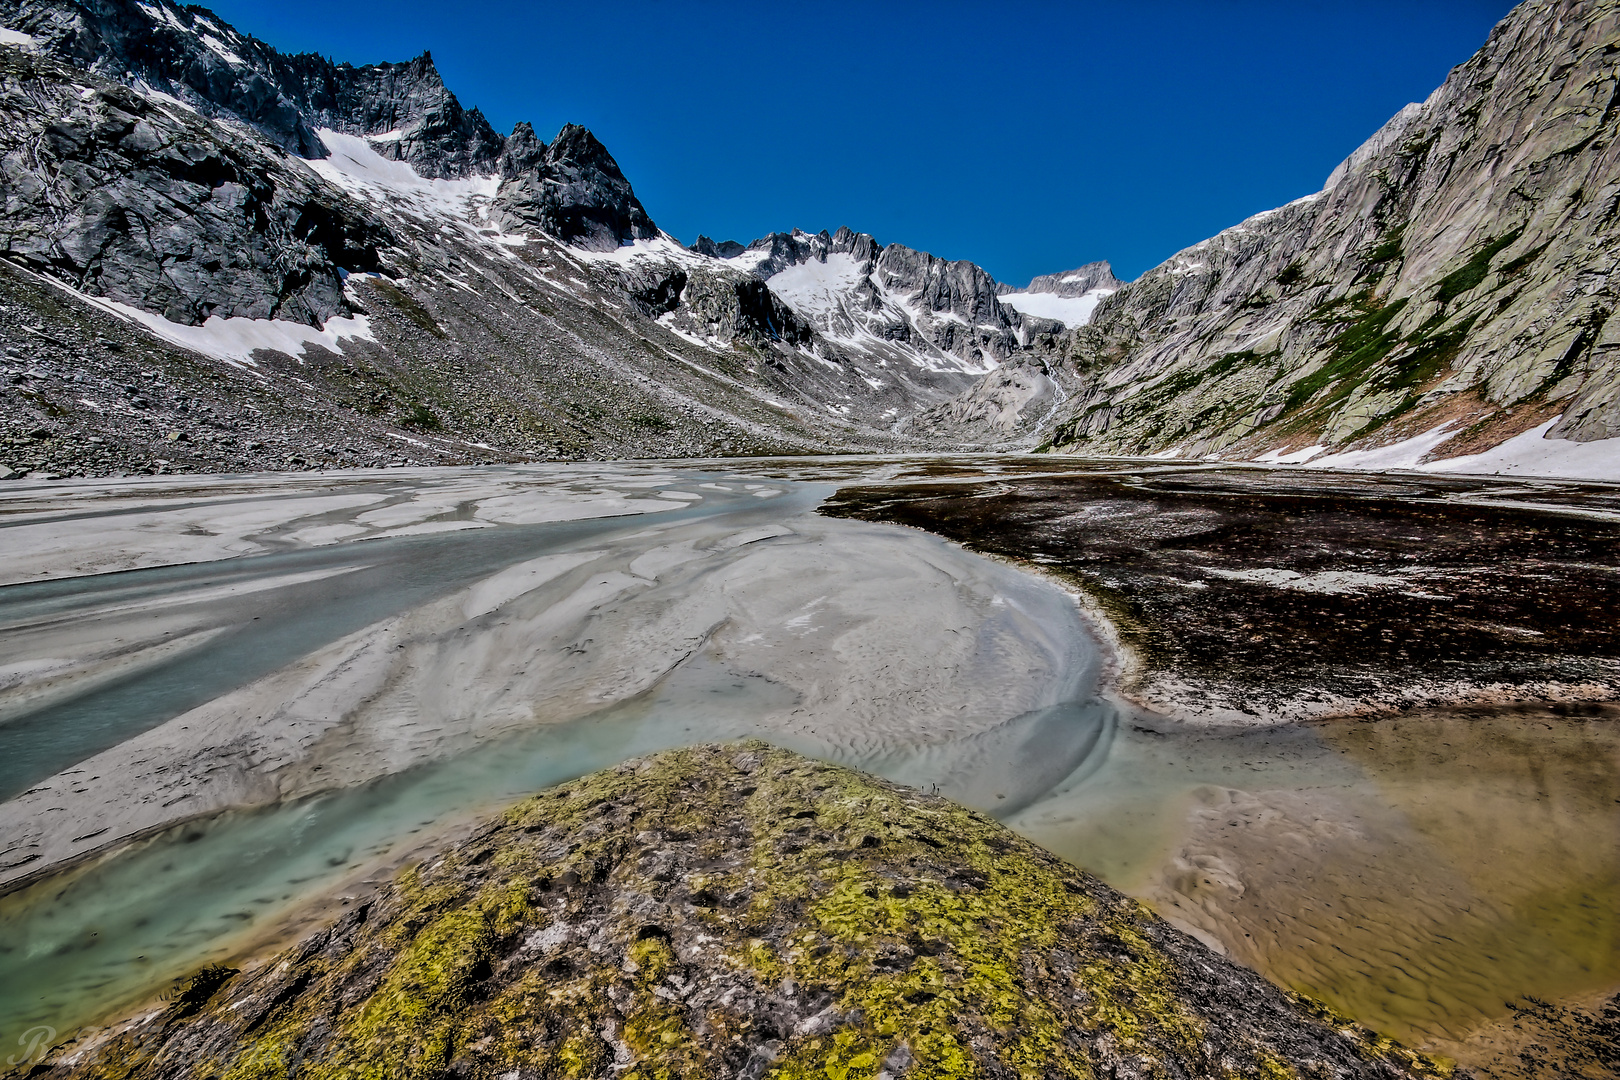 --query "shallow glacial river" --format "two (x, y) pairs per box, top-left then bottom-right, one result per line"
(0, 459), (1615, 1064)
(0, 462), (1104, 1045)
